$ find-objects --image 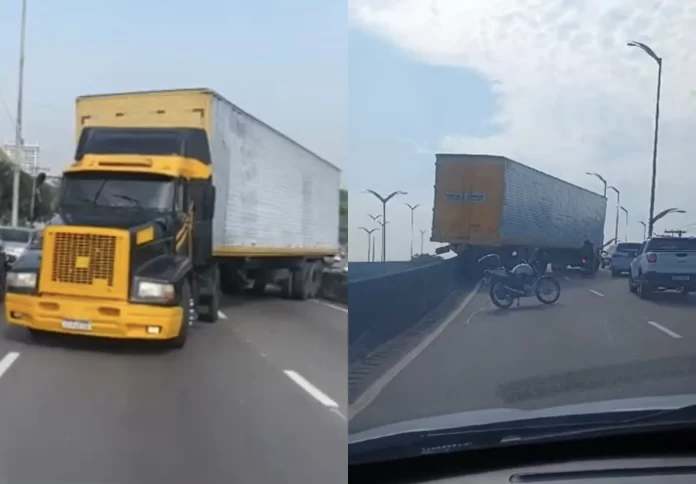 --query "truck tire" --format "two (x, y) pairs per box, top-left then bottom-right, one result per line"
(291, 262), (312, 300)
(251, 273), (267, 295)
(198, 266), (220, 324)
(170, 280), (192, 349)
(309, 262), (323, 298)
